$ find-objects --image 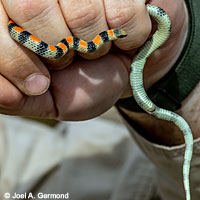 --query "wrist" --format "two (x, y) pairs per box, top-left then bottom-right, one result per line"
(176, 81), (200, 141)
